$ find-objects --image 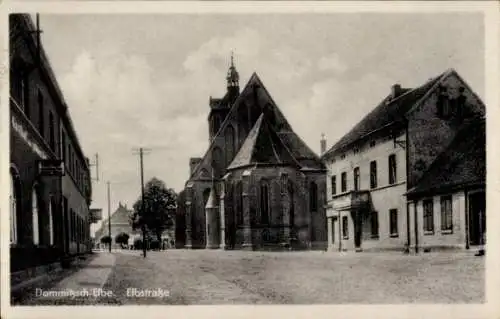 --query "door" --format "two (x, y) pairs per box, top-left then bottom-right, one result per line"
(468, 191), (486, 246)
(351, 210), (362, 248)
